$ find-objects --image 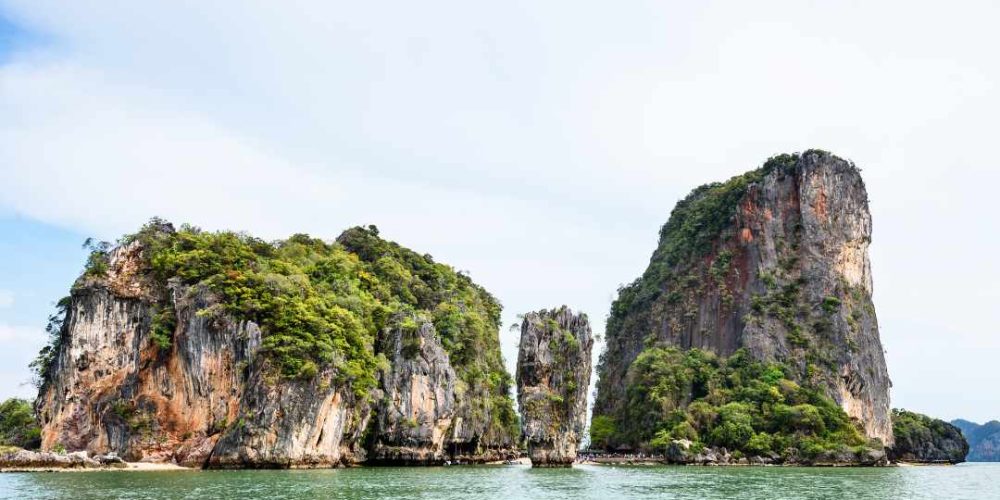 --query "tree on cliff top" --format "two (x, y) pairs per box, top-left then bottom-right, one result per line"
(42, 219), (516, 438)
